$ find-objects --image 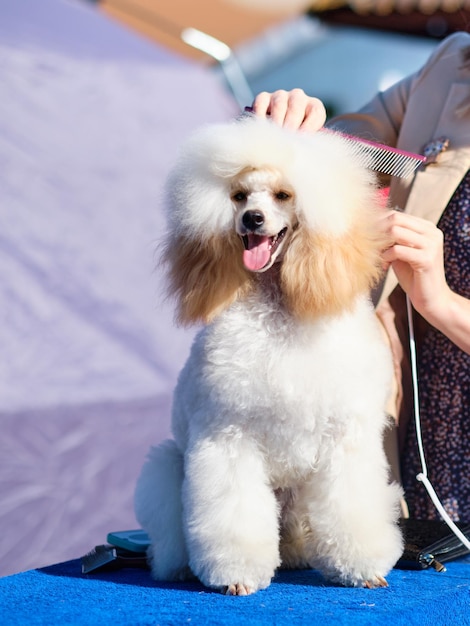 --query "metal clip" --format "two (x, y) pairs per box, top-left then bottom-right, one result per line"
(419, 552), (447, 572)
